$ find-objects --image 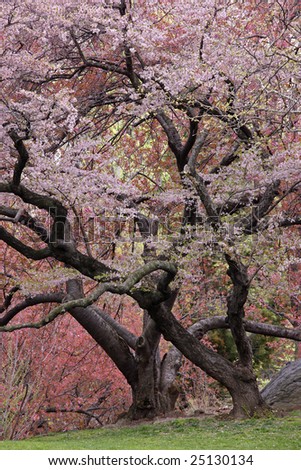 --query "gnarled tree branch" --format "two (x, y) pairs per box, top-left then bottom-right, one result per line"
(0, 260), (177, 332)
